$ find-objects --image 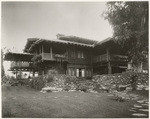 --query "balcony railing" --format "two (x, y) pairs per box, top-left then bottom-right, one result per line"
(10, 62), (31, 68)
(93, 54), (108, 63)
(42, 53), (68, 61)
(93, 54), (128, 63)
(110, 55), (128, 62)
(42, 53), (53, 60)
